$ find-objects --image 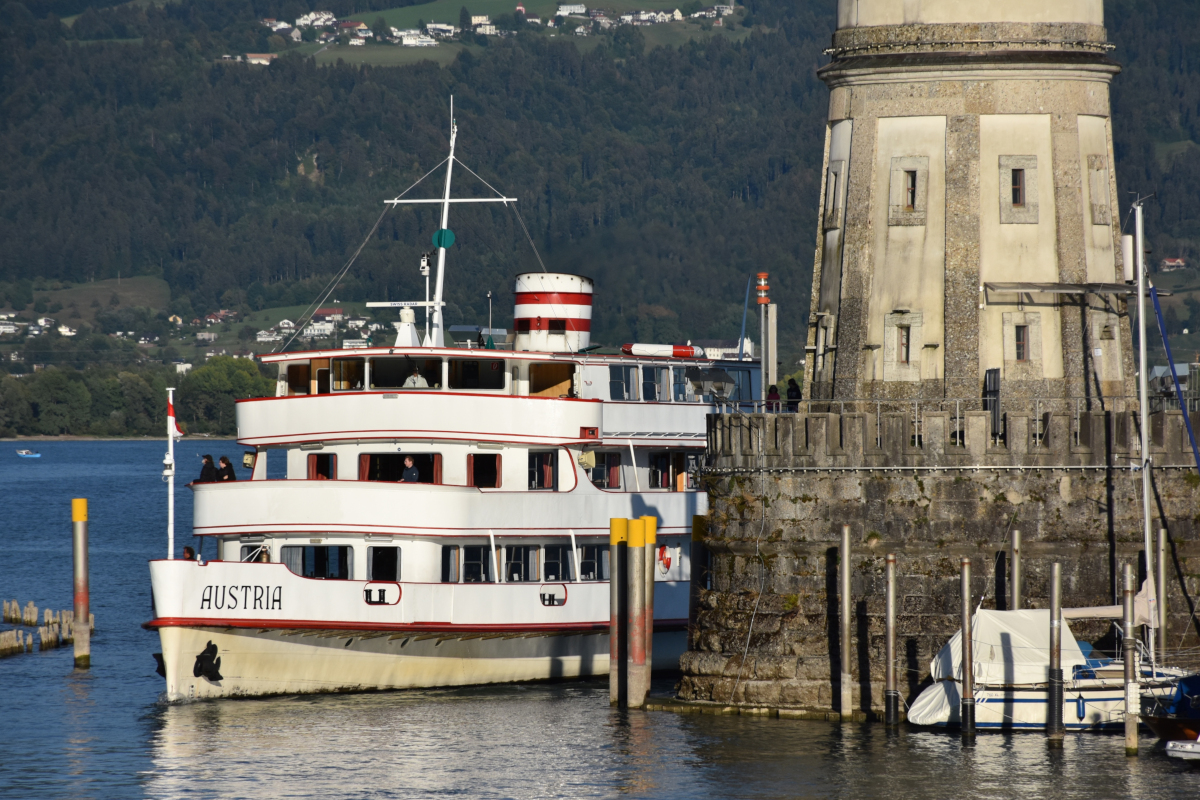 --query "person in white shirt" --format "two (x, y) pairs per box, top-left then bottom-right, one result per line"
(403, 367), (429, 388)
